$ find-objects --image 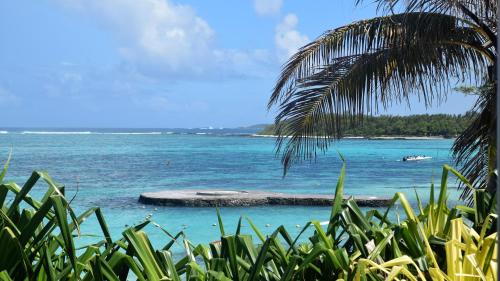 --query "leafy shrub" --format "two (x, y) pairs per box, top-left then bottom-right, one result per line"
(0, 157), (496, 280)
